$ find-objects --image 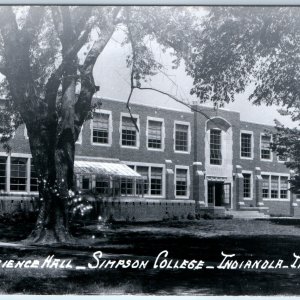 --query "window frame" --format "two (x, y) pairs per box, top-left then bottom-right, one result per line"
(120, 112), (140, 149)
(174, 165), (190, 199)
(240, 130), (254, 160)
(174, 121), (191, 154)
(260, 133), (273, 162)
(242, 170), (253, 200)
(123, 162), (165, 198)
(10, 157), (28, 192)
(91, 109), (113, 147)
(146, 116), (165, 152)
(0, 156), (7, 192)
(209, 128), (222, 165)
(261, 172), (290, 201)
